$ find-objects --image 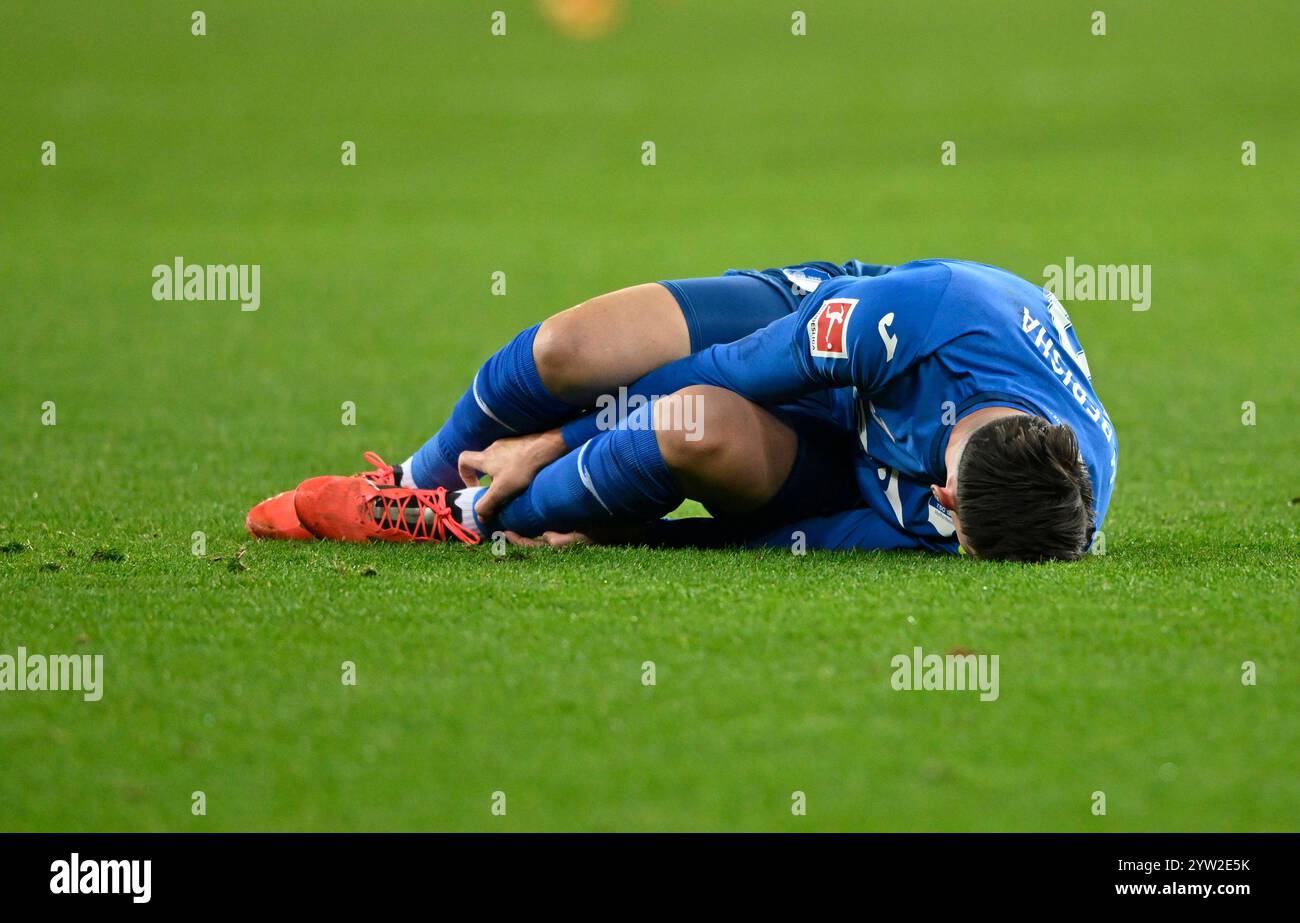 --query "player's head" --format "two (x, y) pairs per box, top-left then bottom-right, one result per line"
(944, 415), (1095, 561)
